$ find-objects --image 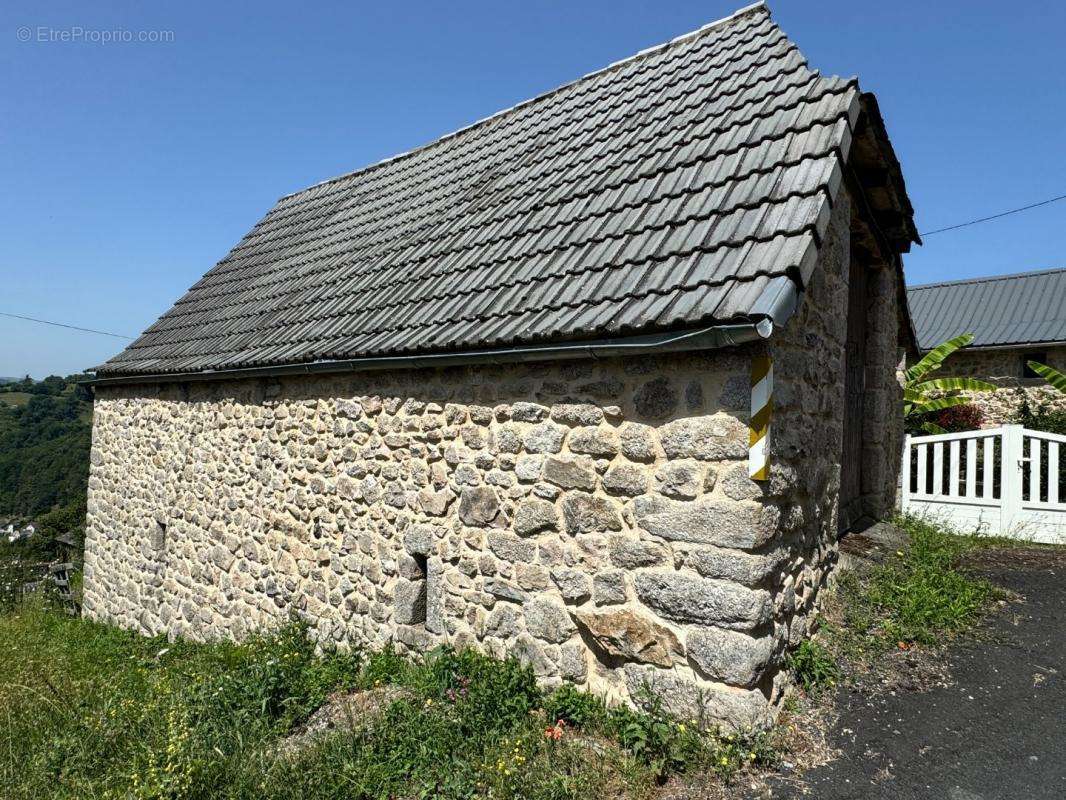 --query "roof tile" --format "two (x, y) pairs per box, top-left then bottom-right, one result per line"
(100, 3), (863, 377)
